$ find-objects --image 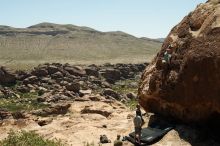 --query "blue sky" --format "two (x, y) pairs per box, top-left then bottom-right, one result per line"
(1, 0), (206, 38)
